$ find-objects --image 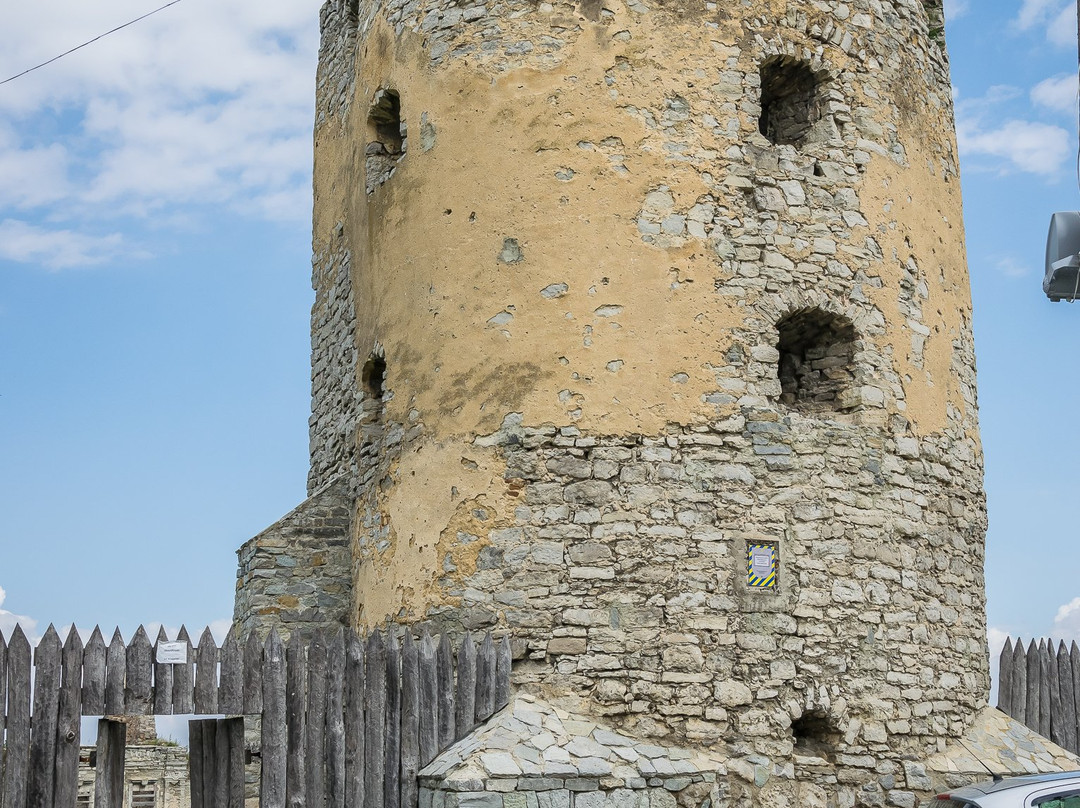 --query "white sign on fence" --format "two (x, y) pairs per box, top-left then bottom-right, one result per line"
(156, 642), (188, 664)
